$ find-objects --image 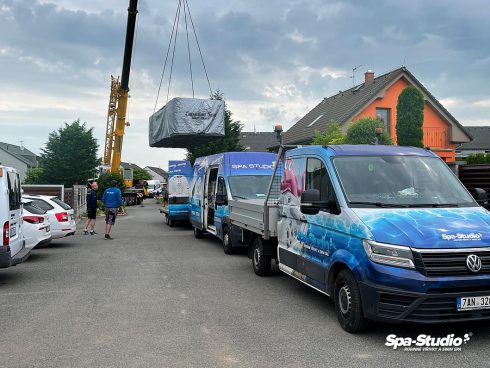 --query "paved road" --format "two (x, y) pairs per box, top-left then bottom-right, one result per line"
(1, 202), (489, 367)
